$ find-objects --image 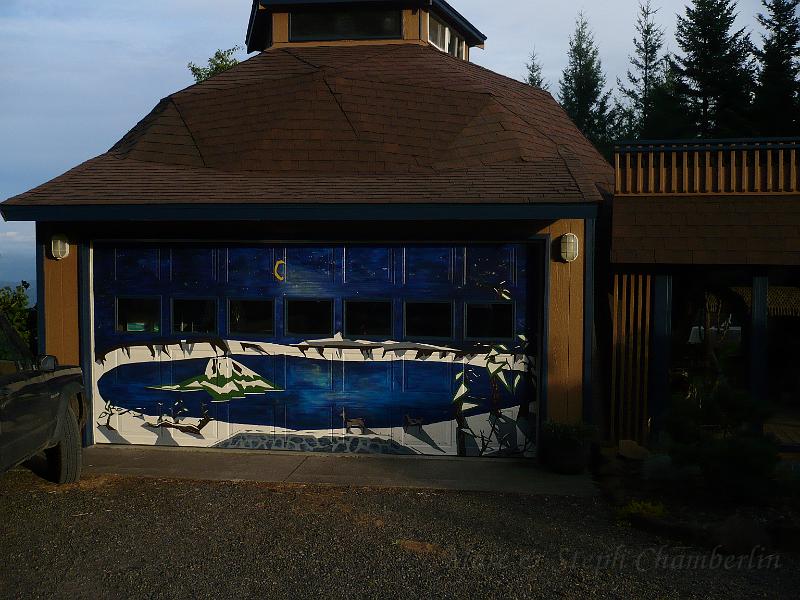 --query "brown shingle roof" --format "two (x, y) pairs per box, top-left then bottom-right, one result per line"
(3, 44), (612, 211)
